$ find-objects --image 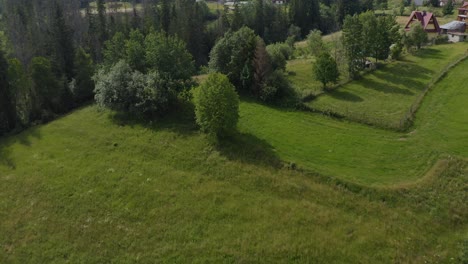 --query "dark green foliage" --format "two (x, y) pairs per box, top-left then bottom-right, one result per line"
(94, 60), (173, 117)
(408, 23), (428, 50)
(50, 2), (75, 80)
(160, 0), (171, 33)
(307, 29), (327, 57)
(290, 0), (321, 37)
(103, 32), (127, 67)
(209, 27), (257, 89)
(30, 57), (63, 114)
(313, 51), (340, 89)
(266, 43), (292, 71)
(0, 48), (15, 134)
(193, 73), (239, 138)
(443, 0), (454, 15)
(145, 31), (195, 81)
(70, 47), (95, 103)
(252, 38), (271, 98)
(125, 29), (146, 72)
(342, 14), (364, 79)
